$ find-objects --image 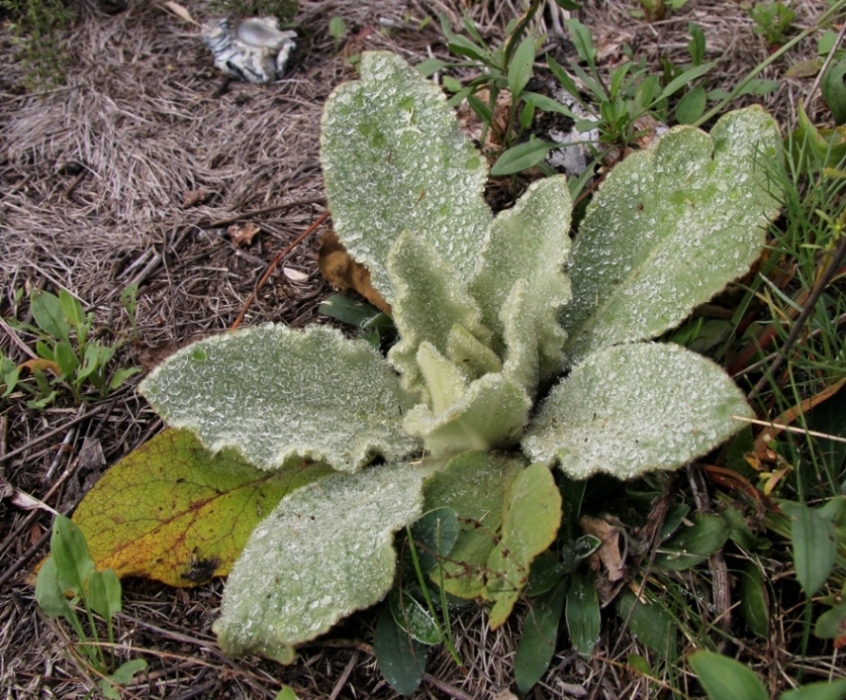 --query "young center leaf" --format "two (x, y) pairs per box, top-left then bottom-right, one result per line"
(139, 325), (420, 473)
(214, 460), (432, 663)
(562, 106), (782, 363)
(522, 342), (753, 480)
(320, 51), (492, 305)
